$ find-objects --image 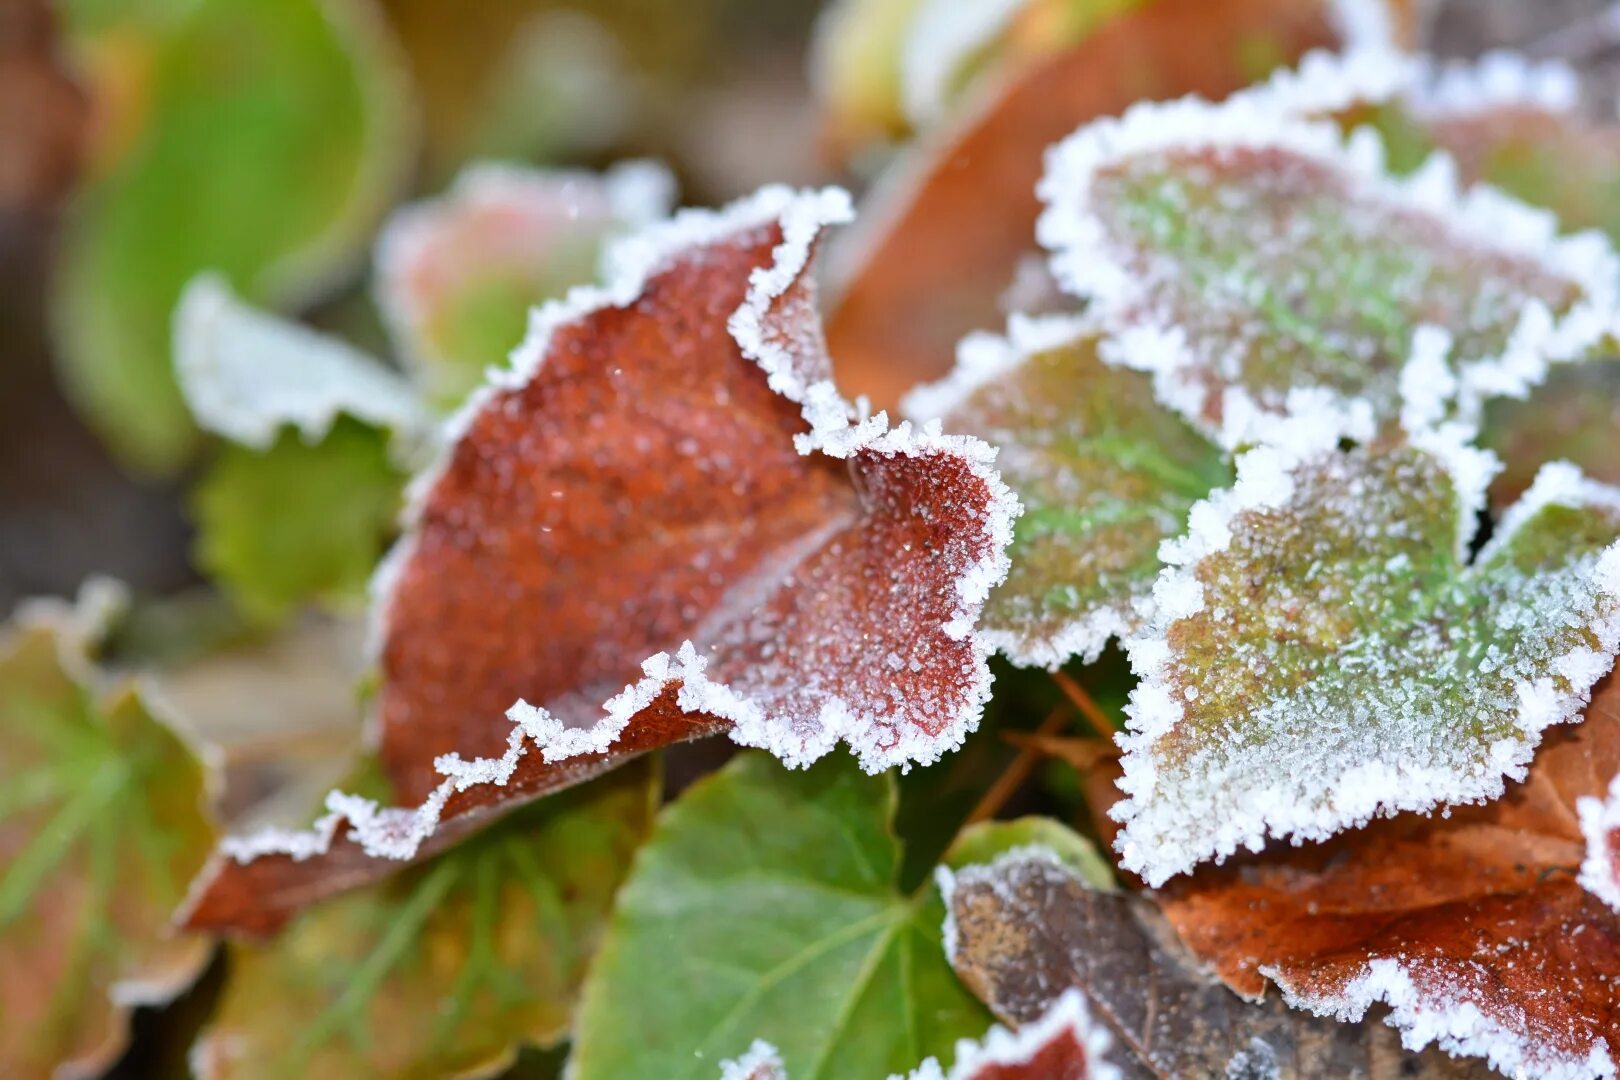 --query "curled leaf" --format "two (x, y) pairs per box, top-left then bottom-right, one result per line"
(1036, 86), (1618, 443)
(942, 846), (1492, 1078)
(1159, 677), (1620, 1079)
(569, 753), (991, 1079)
(374, 160), (675, 407)
(181, 184), (1016, 934)
(907, 314), (1229, 667)
(1115, 420), (1620, 885)
(191, 760), (656, 1080)
(0, 587), (218, 1078)
(823, 0), (1359, 412)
